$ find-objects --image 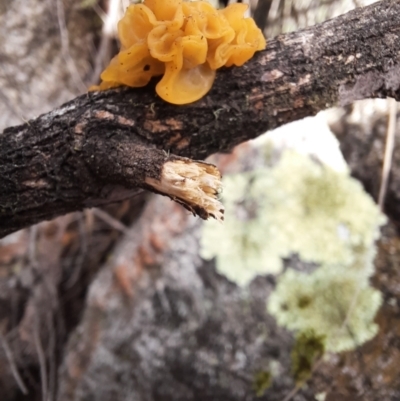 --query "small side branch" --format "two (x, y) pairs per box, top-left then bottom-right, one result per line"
(0, 333), (28, 395)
